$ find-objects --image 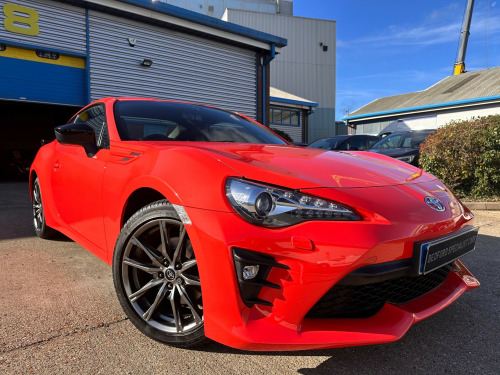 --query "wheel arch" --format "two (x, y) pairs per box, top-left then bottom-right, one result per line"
(121, 187), (167, 227)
